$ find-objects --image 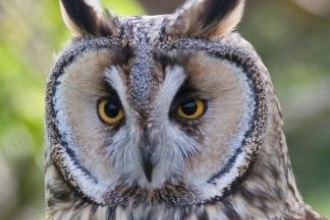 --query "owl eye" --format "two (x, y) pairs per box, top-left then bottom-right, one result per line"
(176, 99), (206, 120)
(97, 99), (124, 124)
